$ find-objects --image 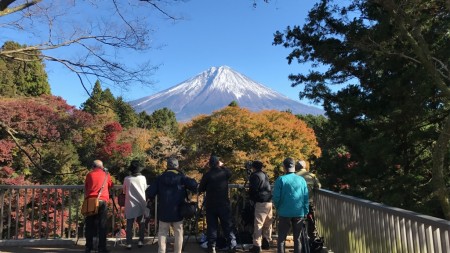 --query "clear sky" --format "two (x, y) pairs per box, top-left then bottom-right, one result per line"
(7, 0), (322, 109)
